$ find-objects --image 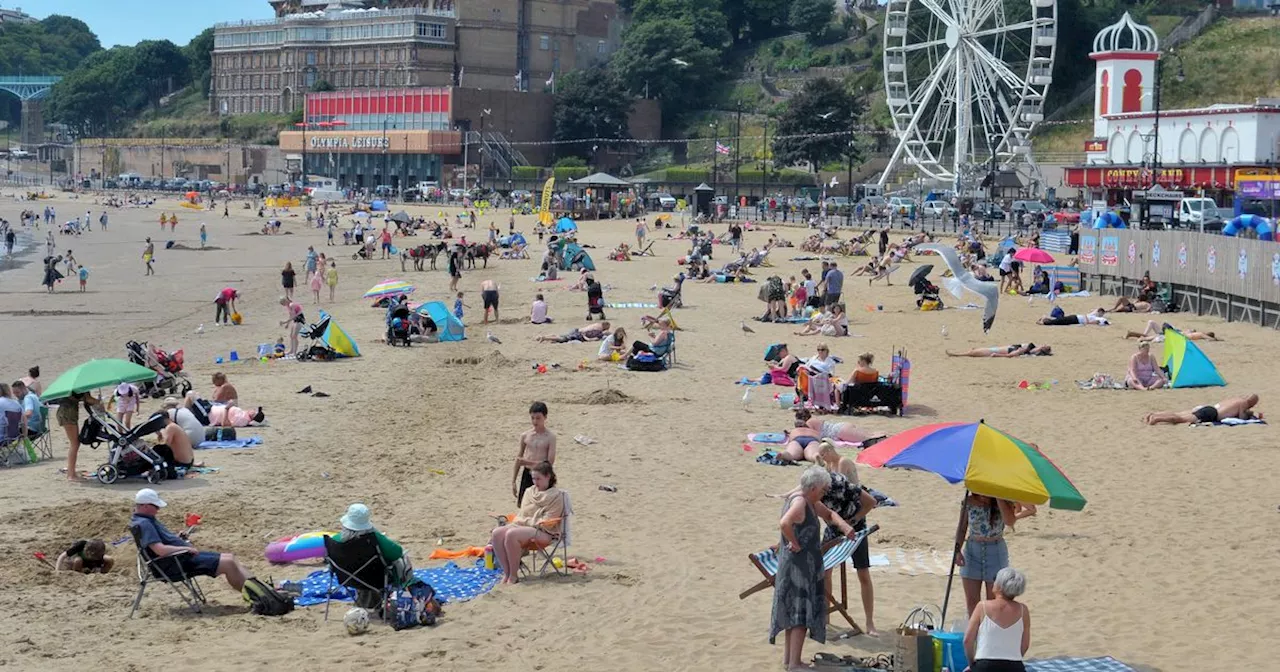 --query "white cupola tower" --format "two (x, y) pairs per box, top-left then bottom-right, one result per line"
(1089, 12), (1160, 138)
